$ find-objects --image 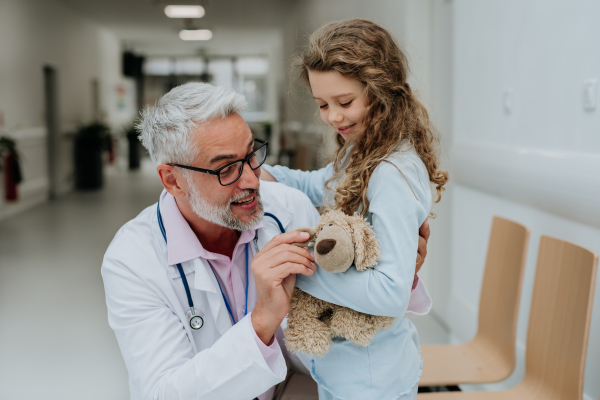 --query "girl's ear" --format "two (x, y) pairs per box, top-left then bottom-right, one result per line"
(351, 216), (381, 271)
